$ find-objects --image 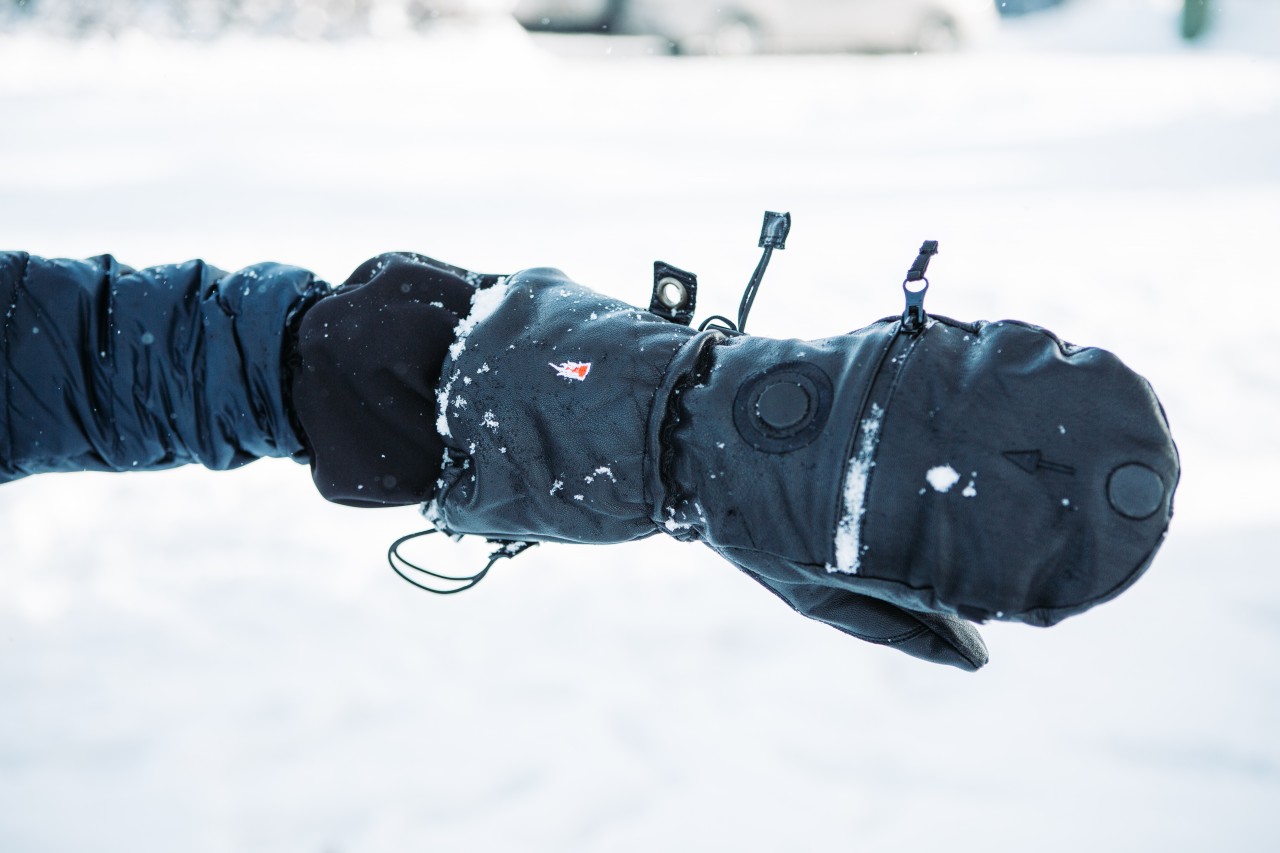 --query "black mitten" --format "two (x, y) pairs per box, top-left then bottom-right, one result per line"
(425, 262), (1177, 672)
(291, 252), (502, 507)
